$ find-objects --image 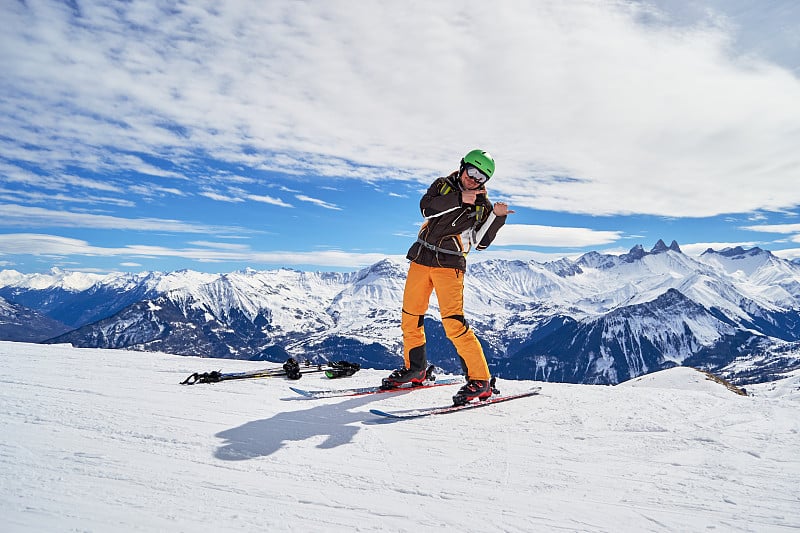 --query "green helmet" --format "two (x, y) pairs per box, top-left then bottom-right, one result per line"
(461, 149), (495, 180)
